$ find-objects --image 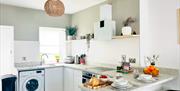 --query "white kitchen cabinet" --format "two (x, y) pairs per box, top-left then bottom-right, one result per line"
(64, 67), (82, 91)
(74, 70), (82, 91)
(45, 67), (63, 91)
(64, 67), (74, 91)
